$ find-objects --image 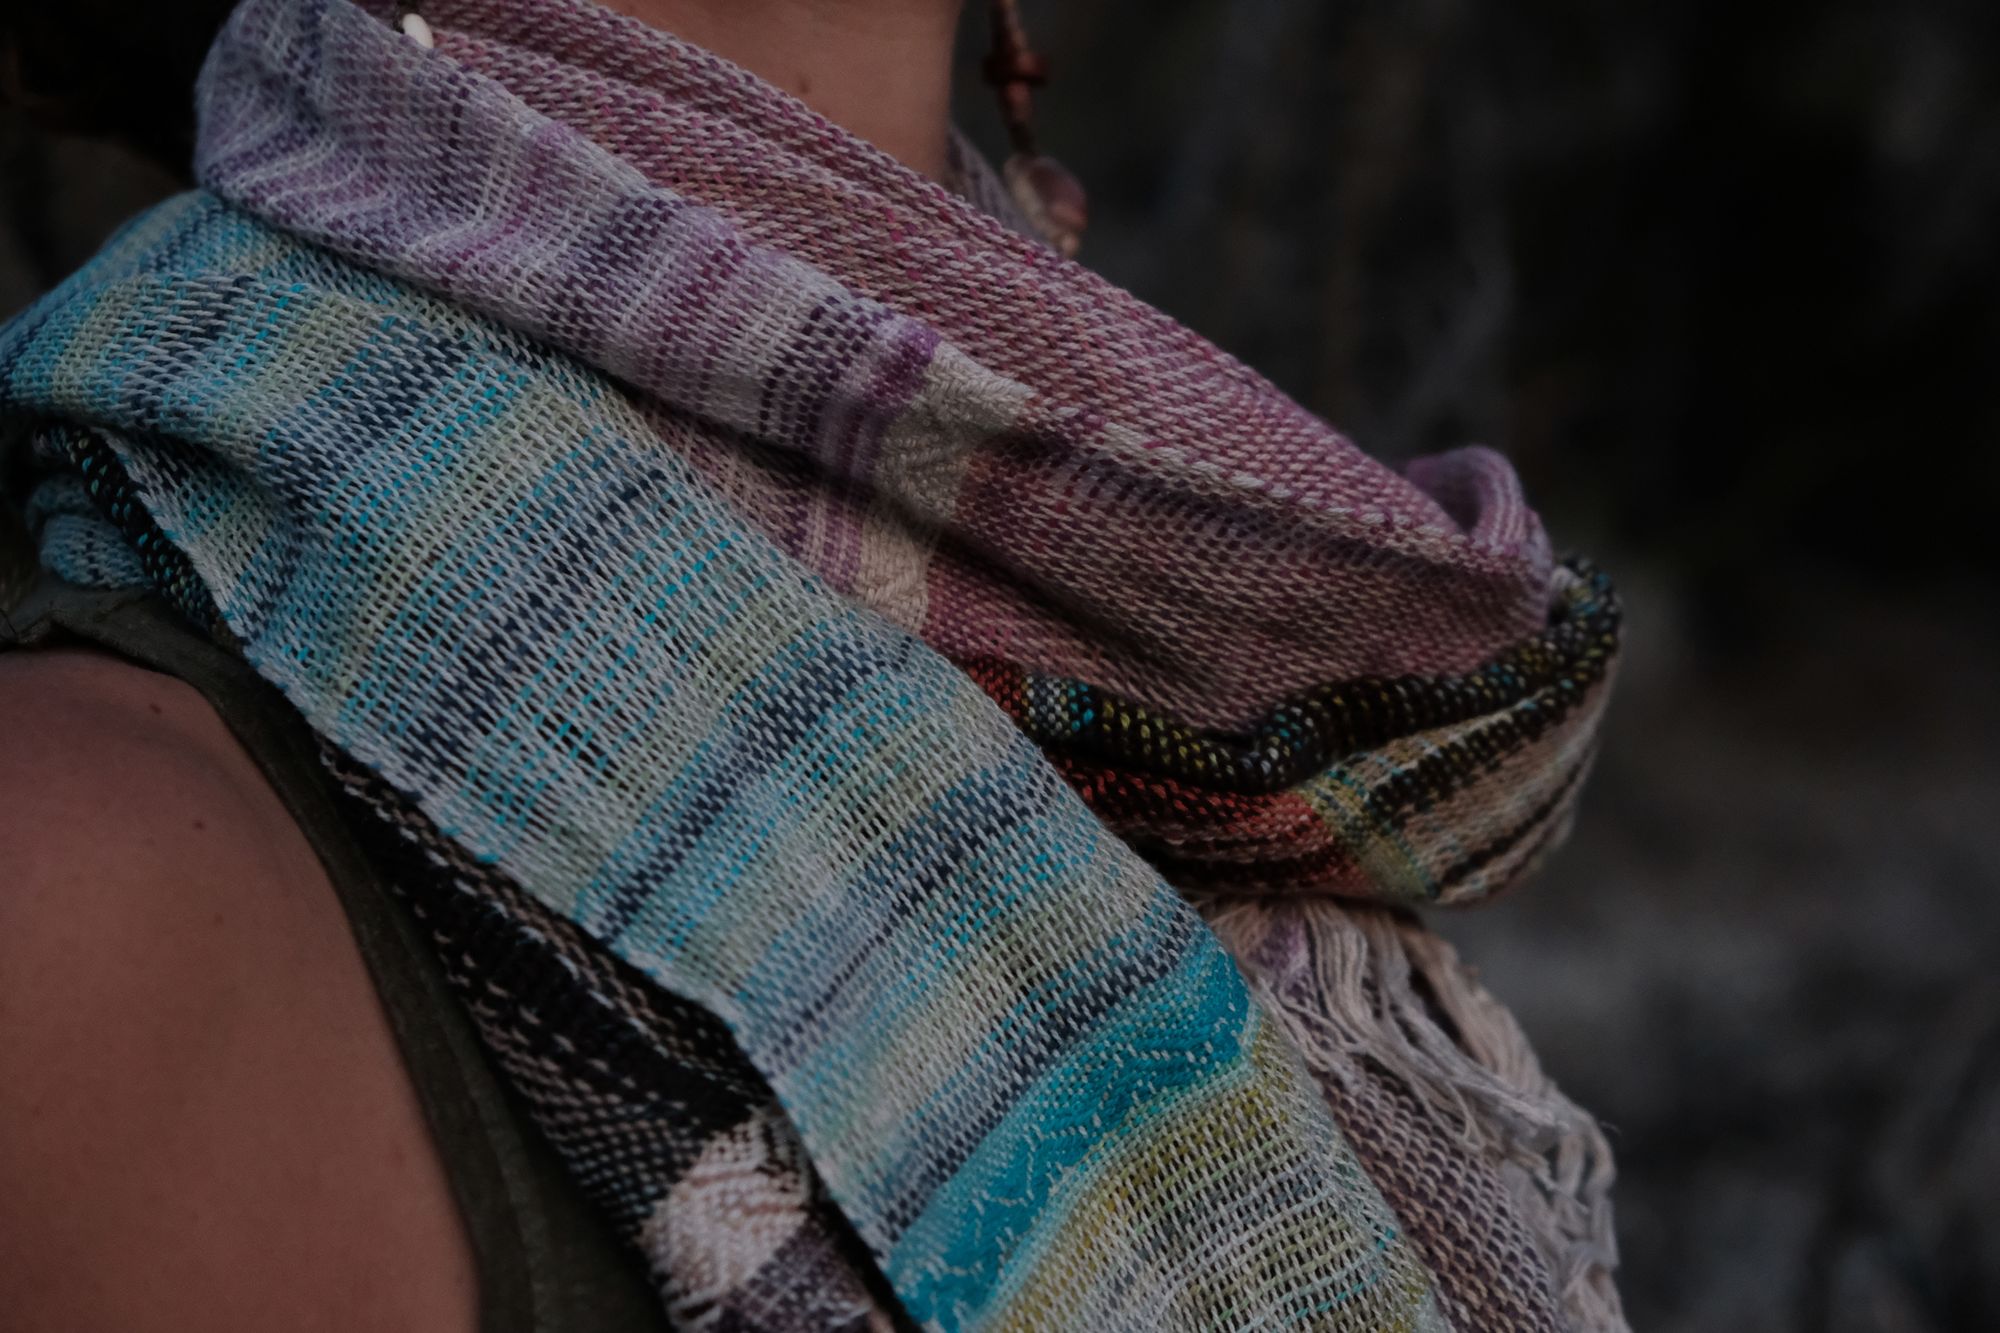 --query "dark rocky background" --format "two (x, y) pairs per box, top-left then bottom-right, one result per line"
(6, 1), (1997, 1327)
